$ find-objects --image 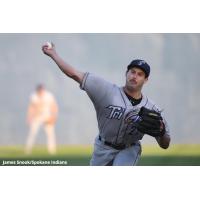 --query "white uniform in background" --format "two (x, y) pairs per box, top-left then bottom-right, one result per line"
(25, 89), (58, 155)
